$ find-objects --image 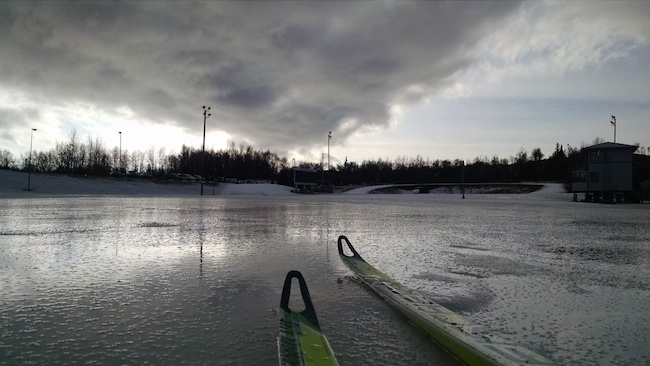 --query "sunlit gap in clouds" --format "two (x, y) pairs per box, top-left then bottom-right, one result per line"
(0, 90), (232, 156)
